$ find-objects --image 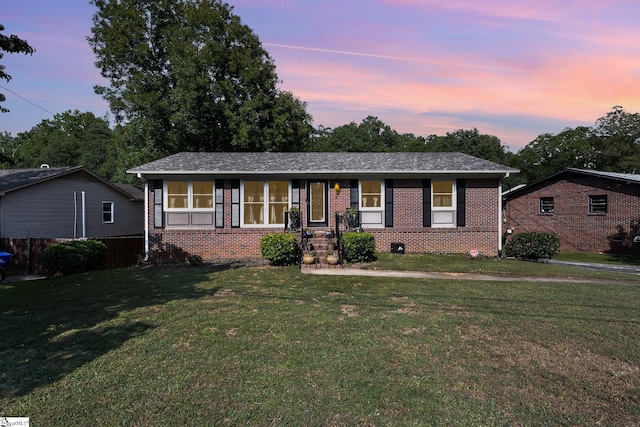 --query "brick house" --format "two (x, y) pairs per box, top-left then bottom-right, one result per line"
(503, 168), (640, 253)
(128, 152), (517, 262)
